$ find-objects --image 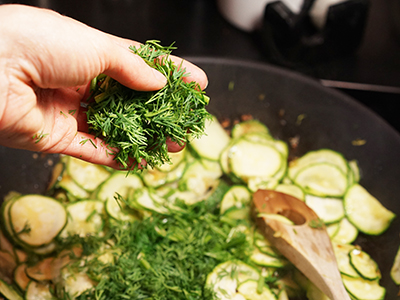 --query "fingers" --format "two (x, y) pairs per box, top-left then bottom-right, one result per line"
(104, 37), (208, 91)
(169, 56), (209, 90)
